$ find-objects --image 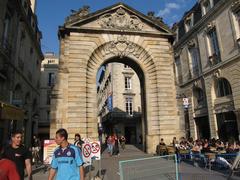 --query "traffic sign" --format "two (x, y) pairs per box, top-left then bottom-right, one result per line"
(91, 141), (101, 160)
(83, 144), (91, 158)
